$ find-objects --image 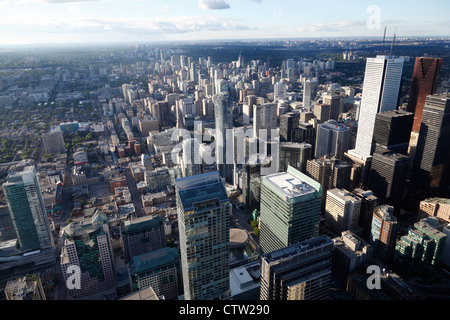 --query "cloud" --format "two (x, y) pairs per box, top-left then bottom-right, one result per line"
(198, 0), (230, 10)
(0, 16), (251, 35)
